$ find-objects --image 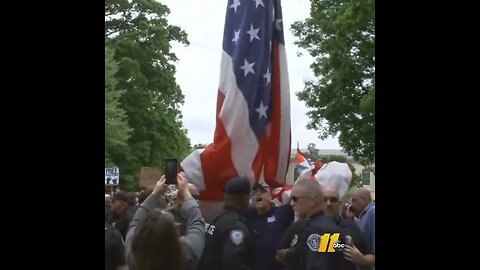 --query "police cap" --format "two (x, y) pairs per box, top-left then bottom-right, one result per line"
(224, 176), (251, 195)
